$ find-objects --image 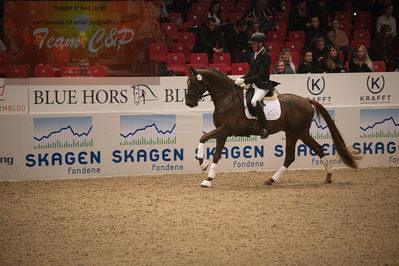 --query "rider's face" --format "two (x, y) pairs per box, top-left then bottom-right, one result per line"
(250, 42), (262, 52)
